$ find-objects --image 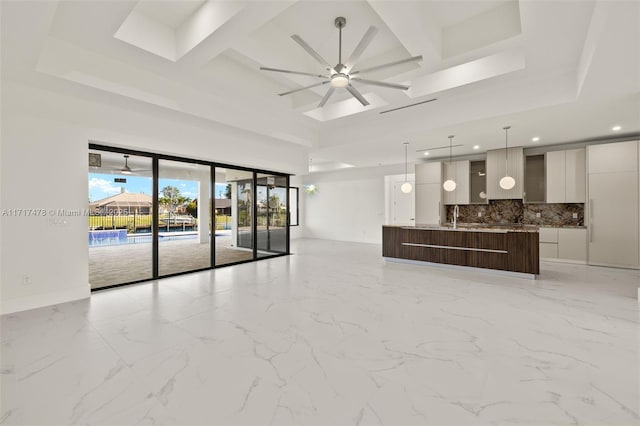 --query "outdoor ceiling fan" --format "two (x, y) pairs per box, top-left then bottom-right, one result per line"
(260, 17), (422, 108)
(113, 155), (150, 175)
